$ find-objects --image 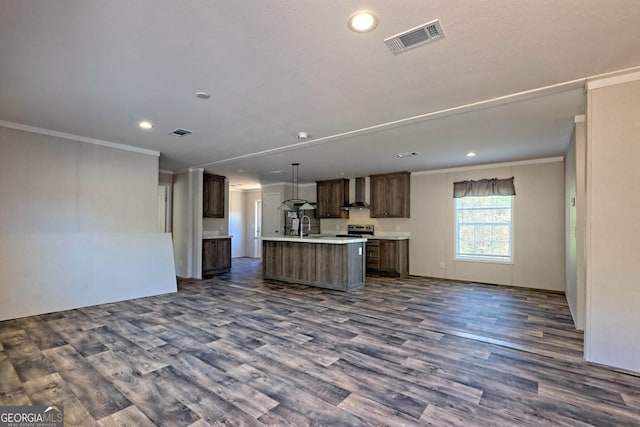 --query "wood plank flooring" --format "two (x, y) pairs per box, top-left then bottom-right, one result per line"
(1, 257), (639, 426)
